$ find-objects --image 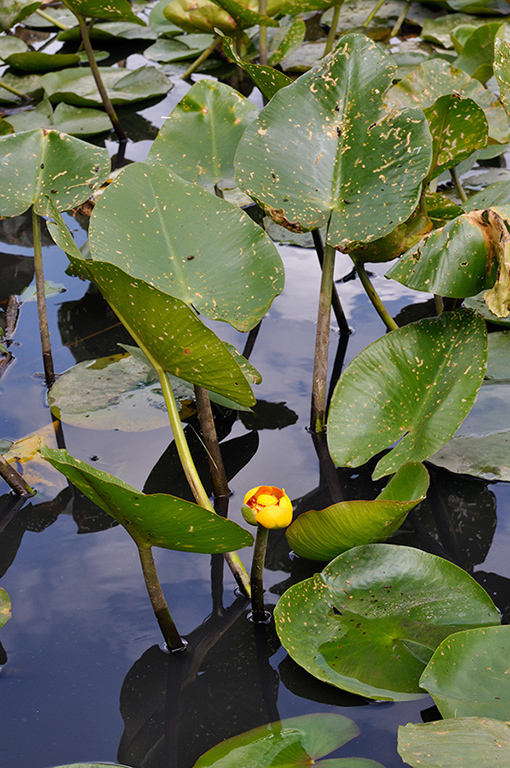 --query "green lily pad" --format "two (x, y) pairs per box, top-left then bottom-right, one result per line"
(421, 13), (497, 48)
(47, 353), (188, 431)
(0, 36), (28, 59)
(453, 21), (505, 83)
(148, 79), (258, 192)
(220, 33), (292, 100)
(486, 331), (510, 379)
(0, 118), (14, 135)
(327, 309), (487, 480)
(89, 160), (284, 332)
(236, 33), (432, 248)
(143, 34), (214, 62)
(386, 209), (499, 299)
(5, 98), (111, 136)
(398, 718), (510, 768)
(0, 0), (41, 31)
(41, 446), (253, 553)
(274, 544), (500, 701)
(0, 128), (110, 217)
(149, 0), (180, 34)
(62, 0), (145, 25)
(164, 0), (238, 34)
(193, 713), (385, 767)
(57, 20), (156, 42)
(424, 94), (488, 180)
(0, 71), (43, 104)
(40, 66), (172, 107)
(4, 51), (80, 72)
(387, 58), (510, 146)
(464, 290), (510, 326)
(428, 431), (510, 481)
(420, 625), (510, 719)
(20, 280), (65, 300)
(0, 588), (11, 630)
(286, 462), (429, 561)
(425, 192), (463, 227)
